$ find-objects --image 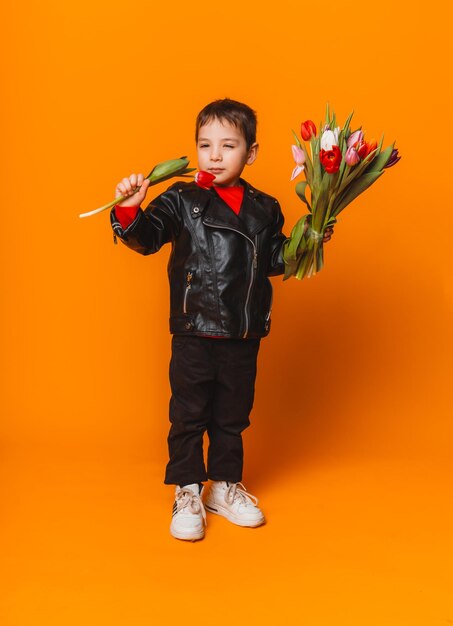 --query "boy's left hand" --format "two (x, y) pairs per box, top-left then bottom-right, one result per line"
(323, 226), (334, 243)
